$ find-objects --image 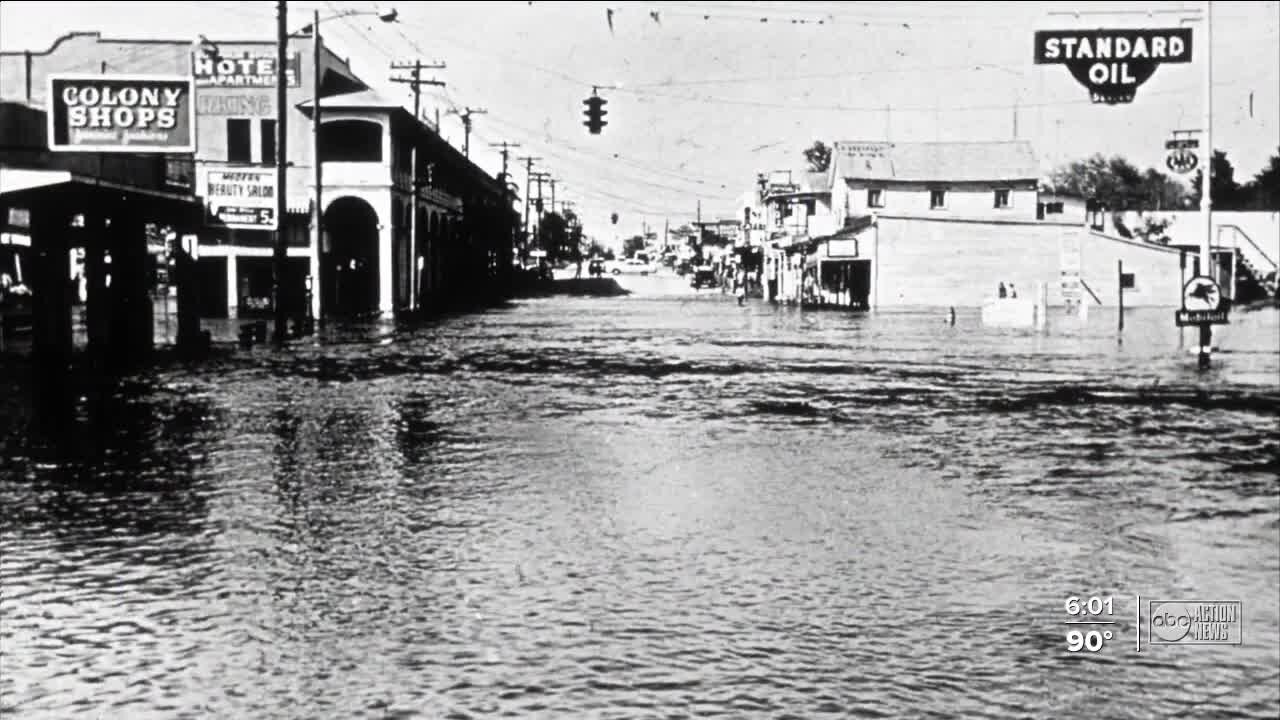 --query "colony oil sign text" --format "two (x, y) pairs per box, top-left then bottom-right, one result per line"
(194, 52), (301, 88)
(47, 75), (195, 153)
(1034, 28), (1192, 104)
